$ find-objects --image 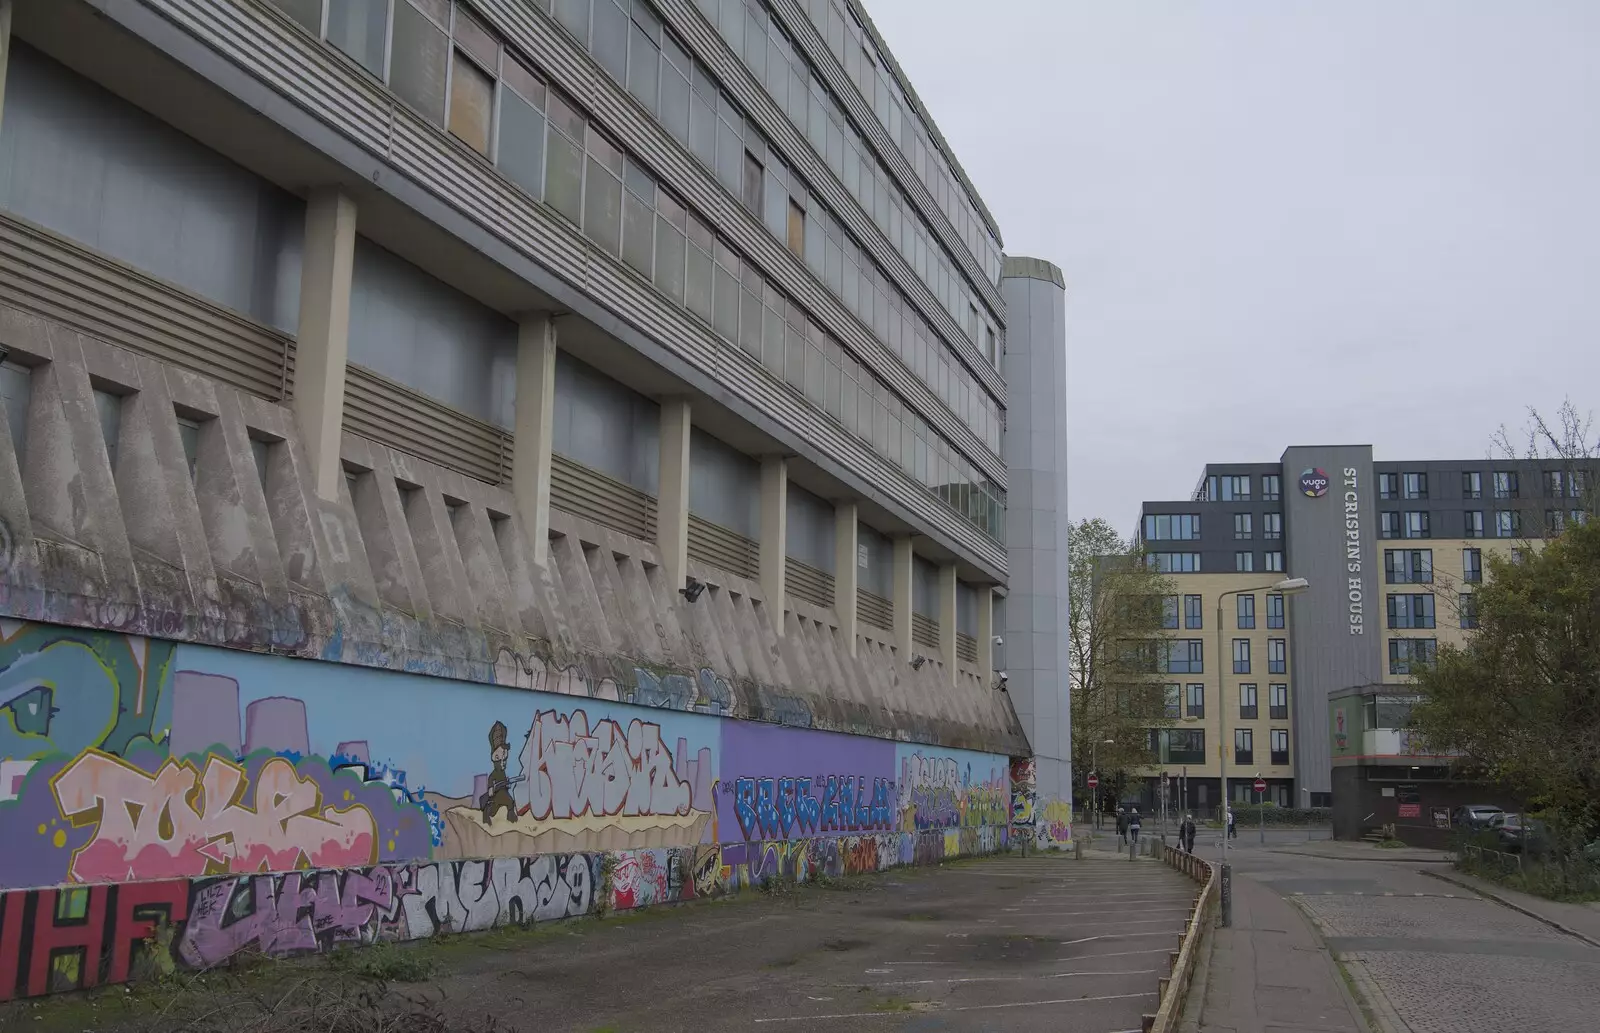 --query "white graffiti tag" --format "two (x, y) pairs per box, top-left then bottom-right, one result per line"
(517, 710), (692, 821)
